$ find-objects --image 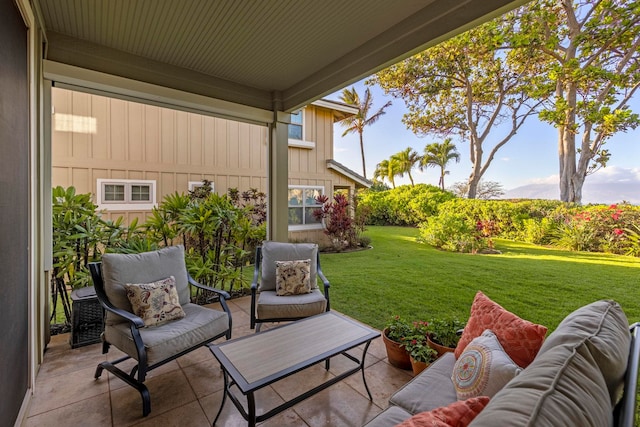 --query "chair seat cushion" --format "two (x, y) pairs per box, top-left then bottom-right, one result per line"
(105, 303), (229, 366)
(256, 288), (326, 321)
